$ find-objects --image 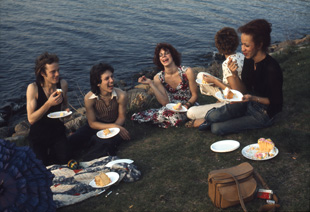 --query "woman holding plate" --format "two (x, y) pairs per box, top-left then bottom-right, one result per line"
(131, 43), (198, 128)
(186, 27), (245, 127)
(68, 63), (130, 161)
(199, 19), (283, 135)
